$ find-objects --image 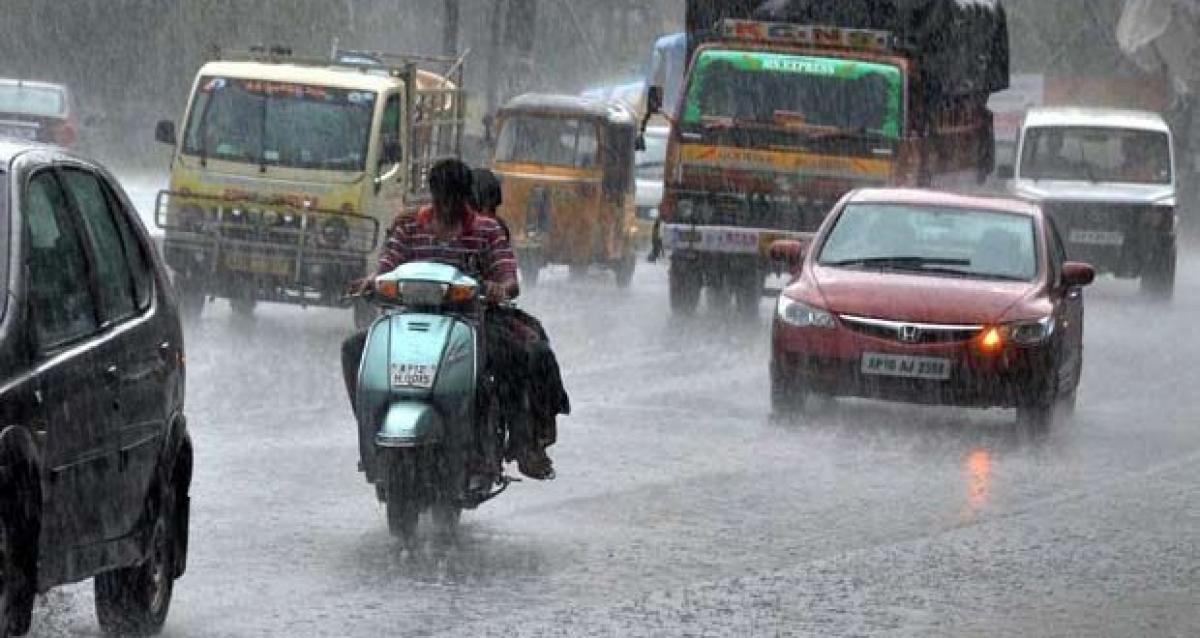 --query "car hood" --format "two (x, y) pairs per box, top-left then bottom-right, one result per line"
(1011, 179), (1174, 205)
(805, 265), (1038, 325)
(635, 177), (663, 207)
